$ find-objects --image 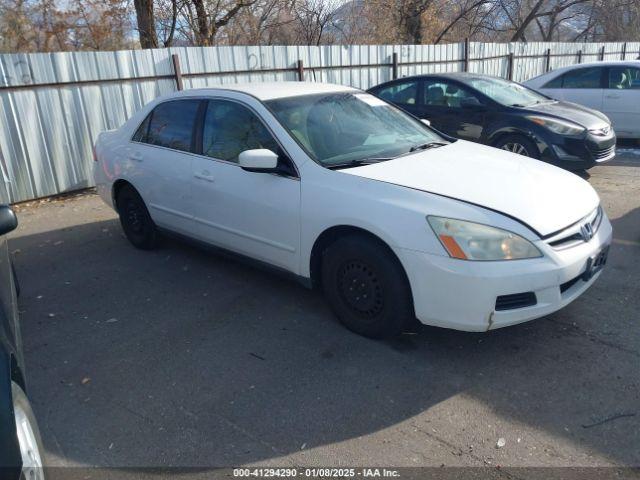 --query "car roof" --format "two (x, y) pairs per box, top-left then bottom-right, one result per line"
(552, 60), (640, 70)
(169, 81), (358, 101)
(371, 72), (506, 88)
(524, 60), (640, 84)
